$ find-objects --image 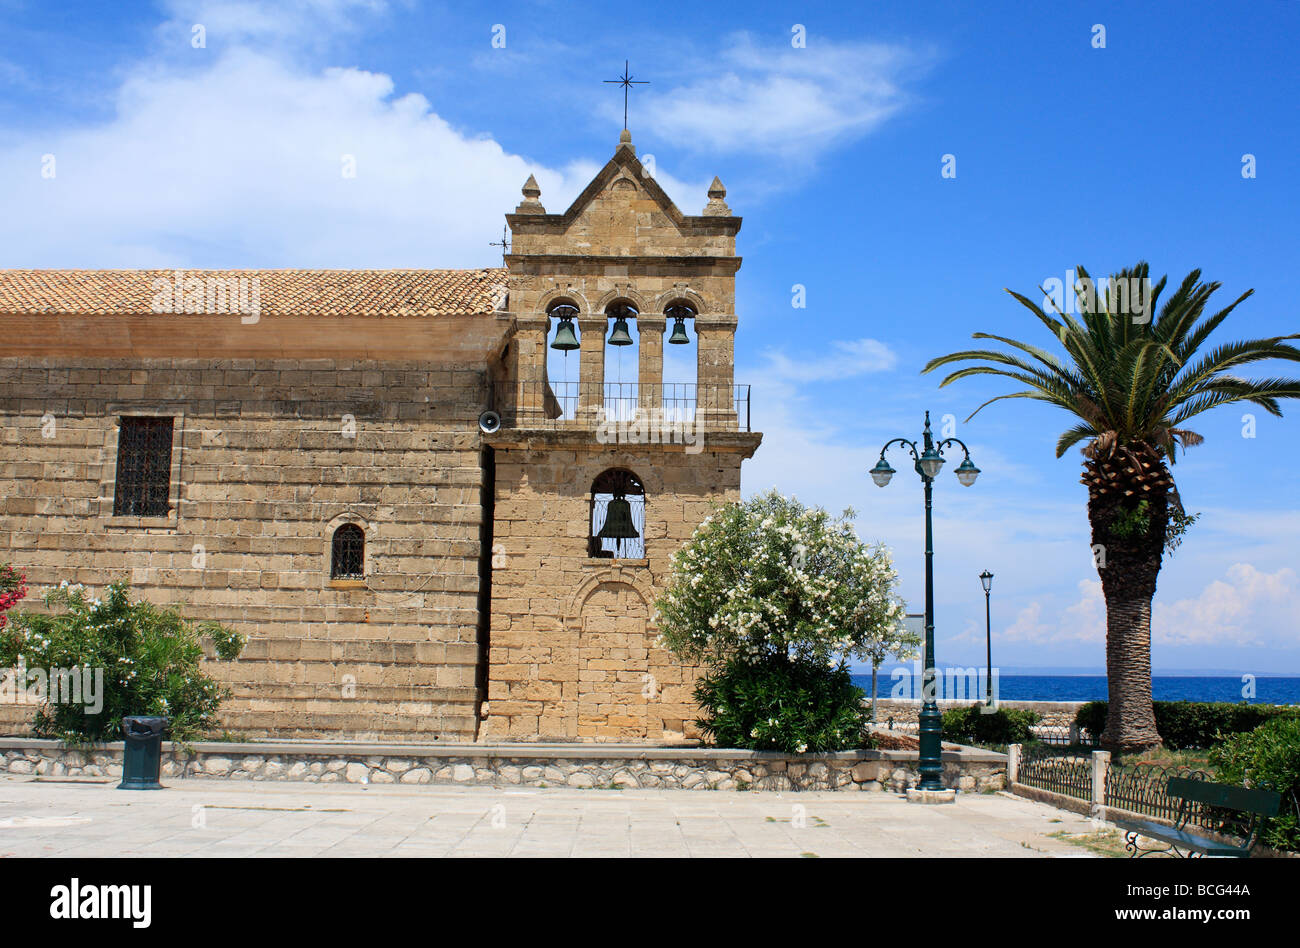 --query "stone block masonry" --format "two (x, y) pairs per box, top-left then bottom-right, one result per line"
(871, 699), (1084, 729)
(0, 356), (490, 742)
(0, 739), (1006, 793)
